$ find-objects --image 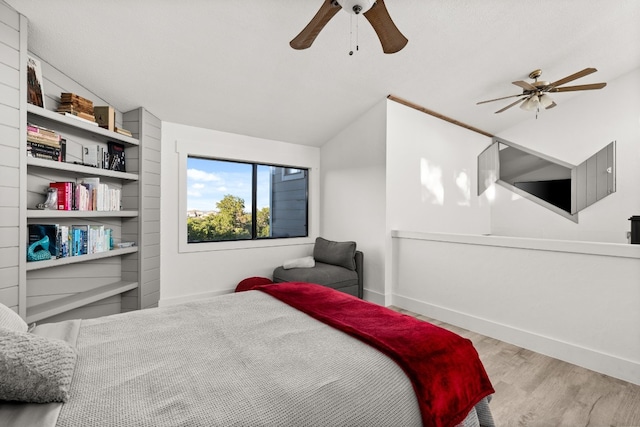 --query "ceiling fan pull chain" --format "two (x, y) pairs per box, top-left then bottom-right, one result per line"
(349, 14), (354, 55)
(348, 14), (361, 55)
